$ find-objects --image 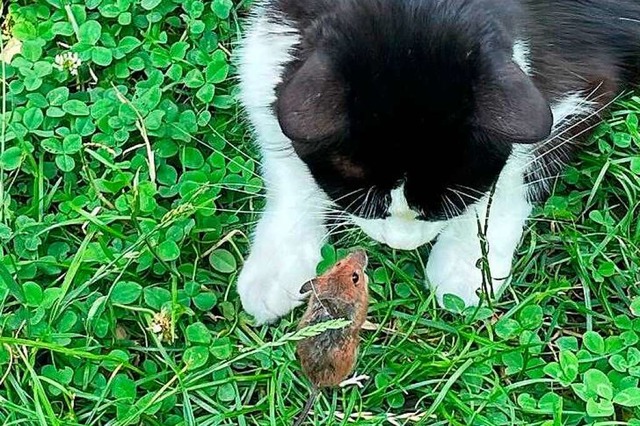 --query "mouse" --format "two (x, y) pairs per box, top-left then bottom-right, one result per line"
(293, 249), (370, 426)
